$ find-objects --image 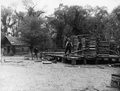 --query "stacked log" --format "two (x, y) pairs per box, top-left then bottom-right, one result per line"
(86, 37), (97, 56)
(97, 41), (110, 55)
(72, 36), (79, 51)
